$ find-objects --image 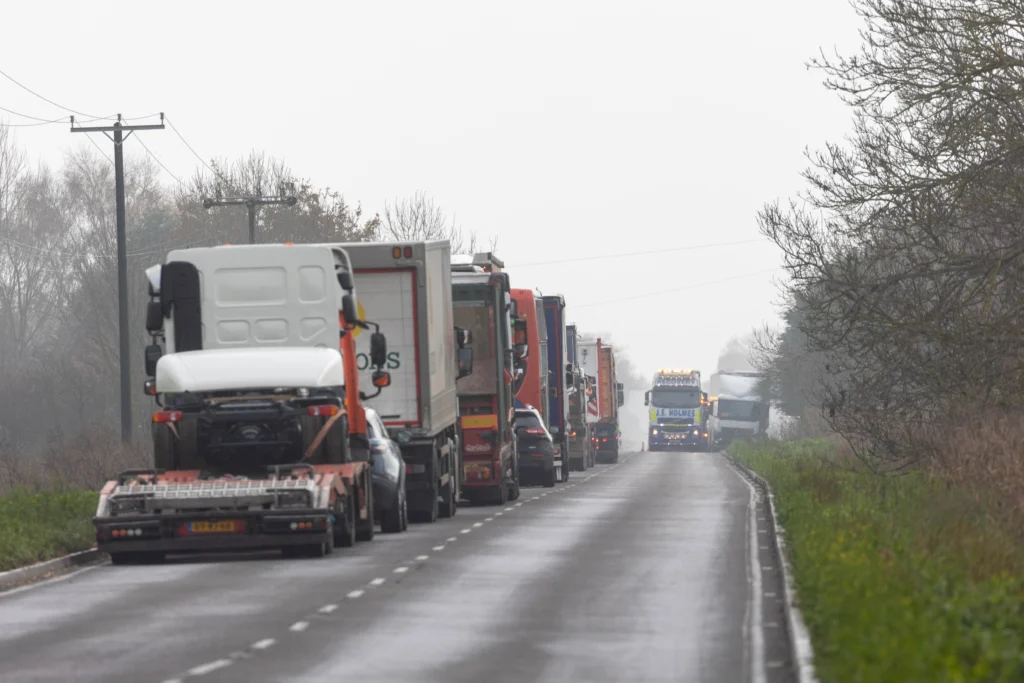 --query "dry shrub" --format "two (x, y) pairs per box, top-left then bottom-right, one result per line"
(0, 429), (149, 494)
(921, 409), (1024, 517)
